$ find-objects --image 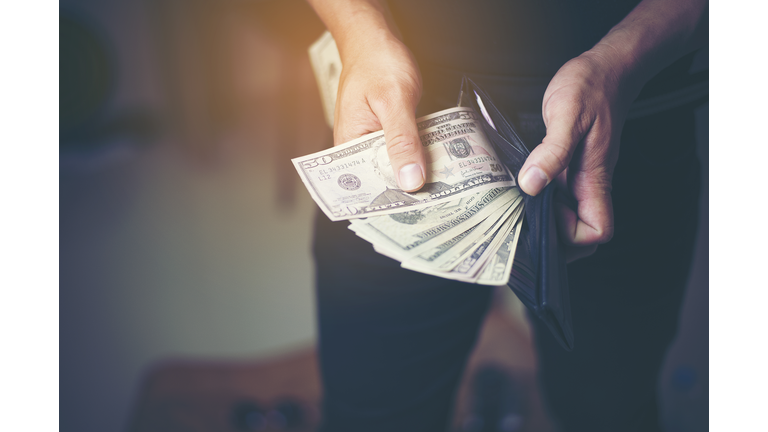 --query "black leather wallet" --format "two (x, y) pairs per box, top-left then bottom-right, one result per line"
(461, 76), (575, 351)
